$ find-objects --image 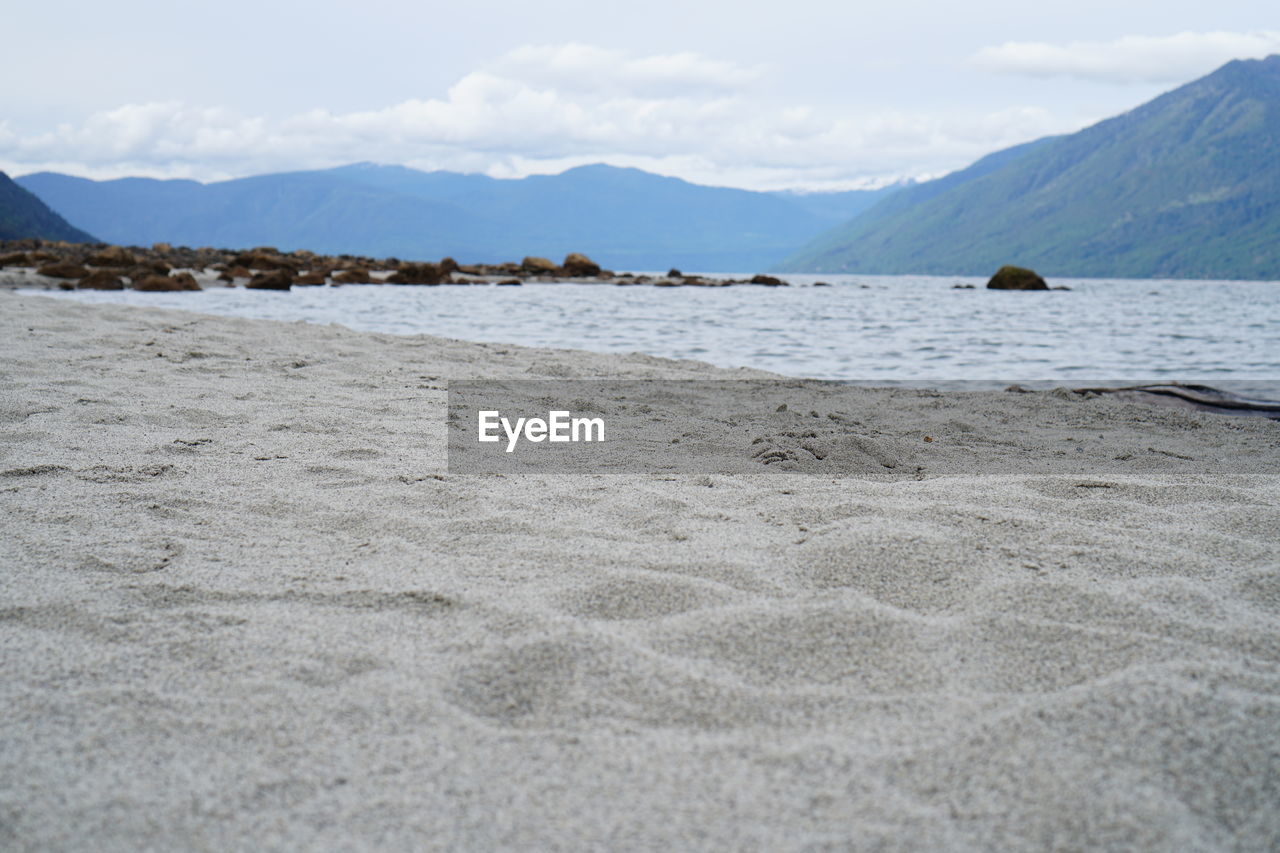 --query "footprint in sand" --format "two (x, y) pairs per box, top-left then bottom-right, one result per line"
(557, 575), (736, 621)
(332, 448), (383, 460)
(79, 540), (183, 574)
